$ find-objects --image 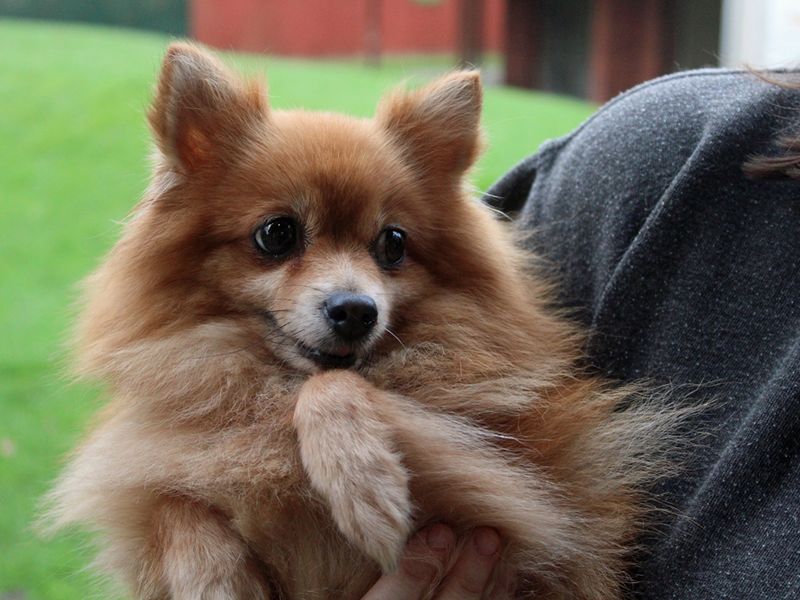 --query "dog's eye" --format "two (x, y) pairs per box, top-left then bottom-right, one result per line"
(254, 217), (299, 258)
(374, 227), (406, 268)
